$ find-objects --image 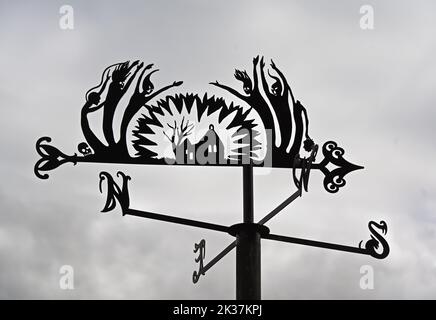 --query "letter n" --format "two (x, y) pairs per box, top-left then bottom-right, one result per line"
(99, 171), (131, 214)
